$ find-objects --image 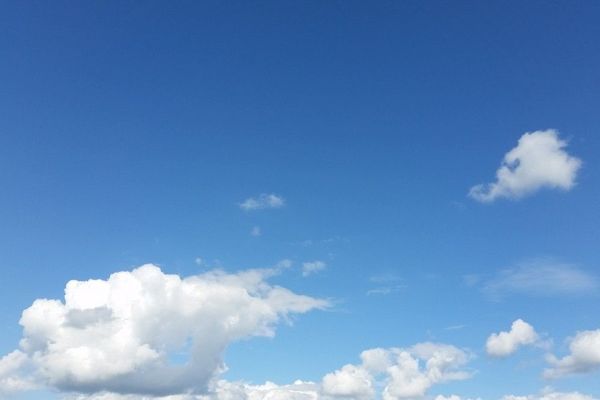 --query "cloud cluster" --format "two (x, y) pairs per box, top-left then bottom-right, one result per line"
(544, 329), (600, 378)
(469, 130), (581, 202)
(486, 319), (539, 357)
(6, 264), (327, 397)
(323, 344), (472, 400)
(240, 194), (285, 211)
